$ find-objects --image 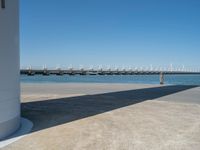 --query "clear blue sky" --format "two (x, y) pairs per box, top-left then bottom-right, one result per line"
(20, 0), (200, 69)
